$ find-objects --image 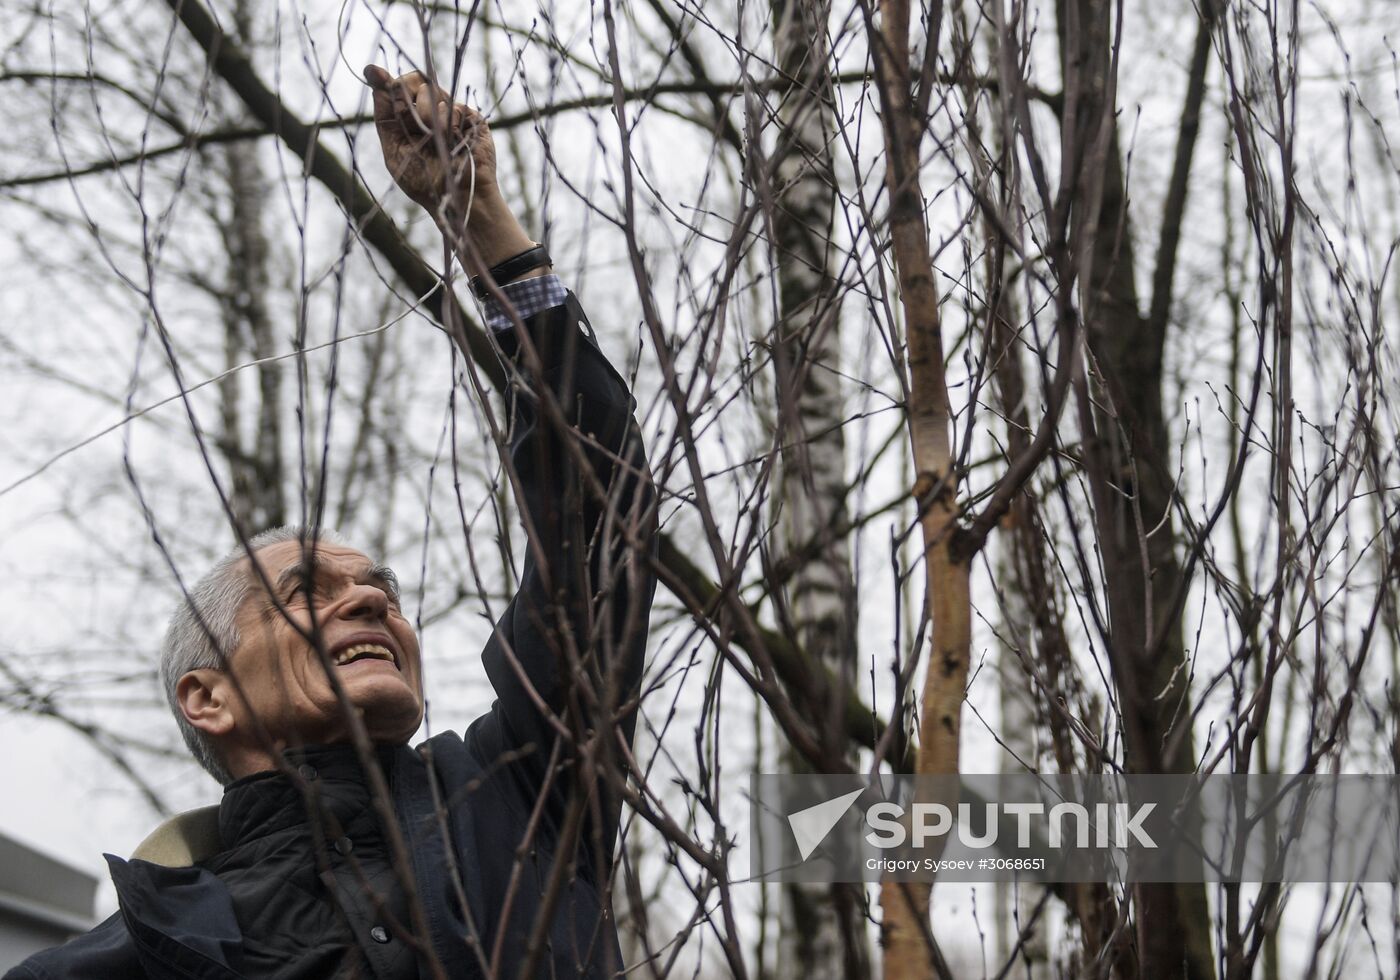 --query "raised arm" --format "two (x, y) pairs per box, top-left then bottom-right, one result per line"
(365, 65), (657, 812)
